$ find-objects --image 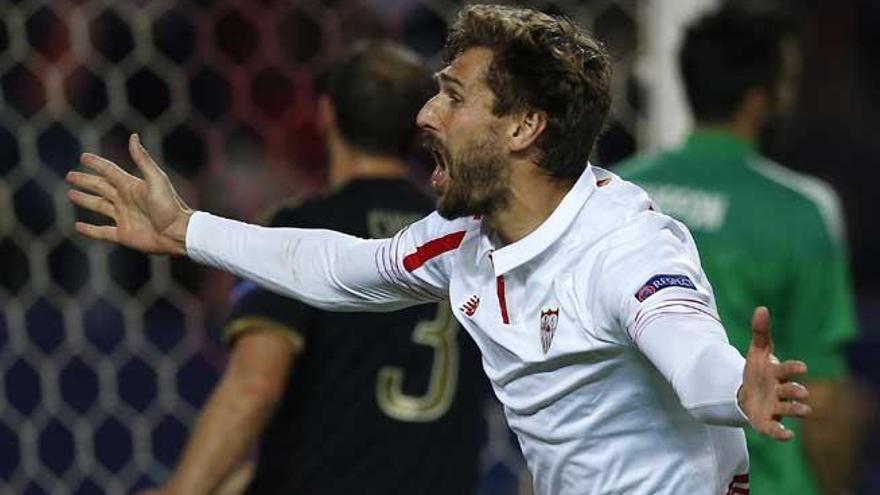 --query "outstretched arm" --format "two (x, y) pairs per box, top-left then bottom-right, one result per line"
(637, 306), (811, 439)
(67, 134), (447, 311)
(595, 222), (811, 439)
